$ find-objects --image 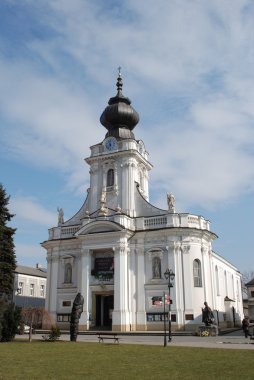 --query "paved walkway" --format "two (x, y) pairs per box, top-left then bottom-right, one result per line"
(17, 329), (254, 350)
